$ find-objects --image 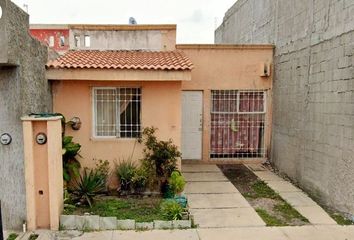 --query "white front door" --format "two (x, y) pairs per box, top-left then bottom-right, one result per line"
(182, 91), (203, 160)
